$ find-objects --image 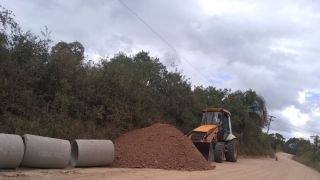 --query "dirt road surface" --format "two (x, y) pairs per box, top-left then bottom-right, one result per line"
(0, 153), (319, 180)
